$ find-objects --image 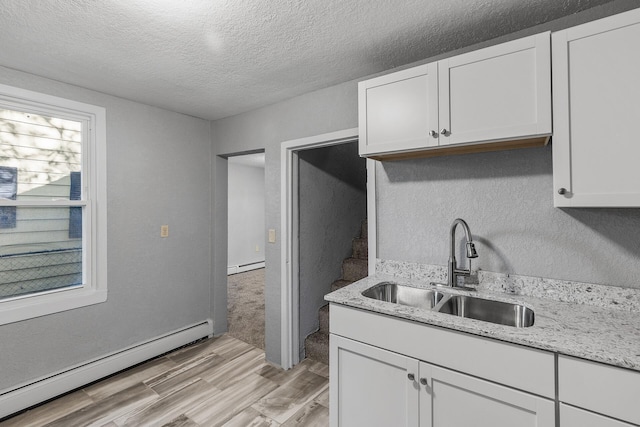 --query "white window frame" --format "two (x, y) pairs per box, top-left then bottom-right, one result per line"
(0, 83), (107, 325)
